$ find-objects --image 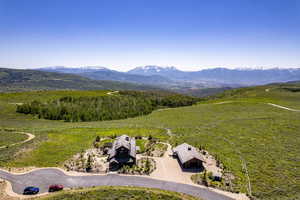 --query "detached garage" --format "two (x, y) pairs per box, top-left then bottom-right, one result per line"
(173, 143), (205, 169)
